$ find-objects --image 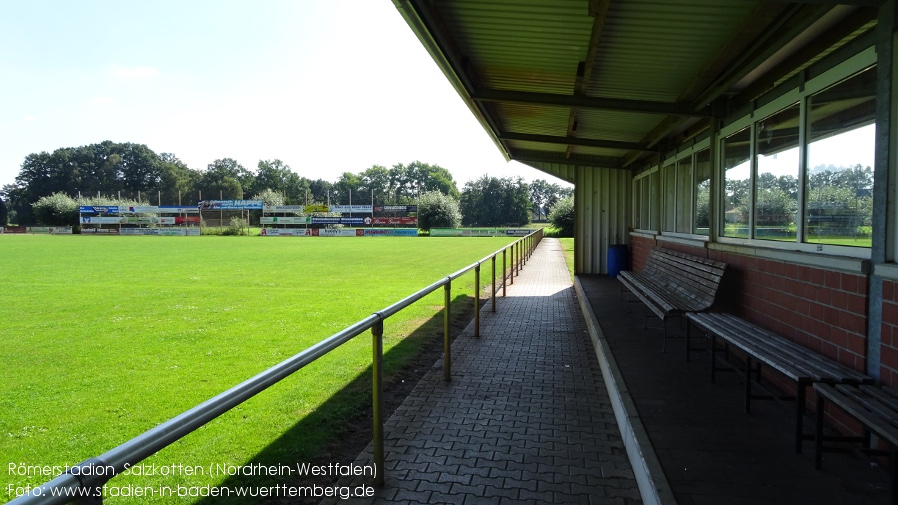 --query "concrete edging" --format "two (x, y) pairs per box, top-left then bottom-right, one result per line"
(574, 275), (677, 505)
